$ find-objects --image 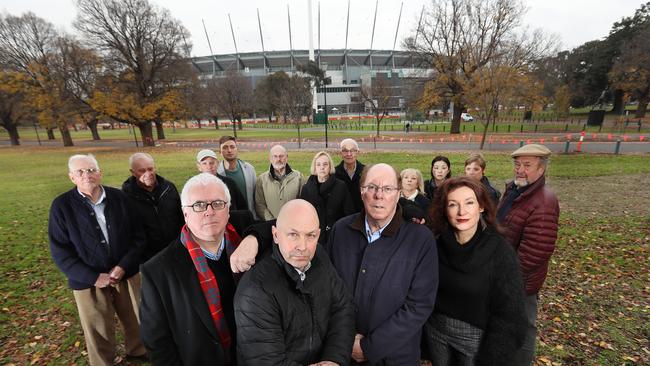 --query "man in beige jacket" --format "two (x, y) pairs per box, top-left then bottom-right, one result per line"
(254, 145), (303, 220)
